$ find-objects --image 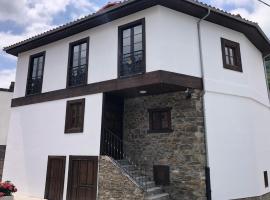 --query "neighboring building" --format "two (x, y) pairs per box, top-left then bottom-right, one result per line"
(0, 82), (14, 180)
(2, 0), (270, 200)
